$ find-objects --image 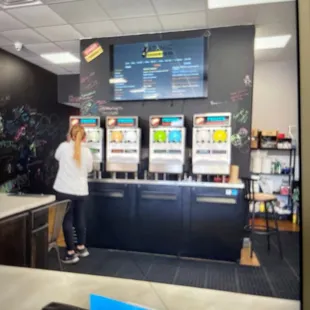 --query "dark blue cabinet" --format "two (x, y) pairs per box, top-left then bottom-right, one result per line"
(86, 181), (245, 262)
(135, 185), (183, 255)
(86, 182), (136, 250)
(184, 187), (245, 261)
